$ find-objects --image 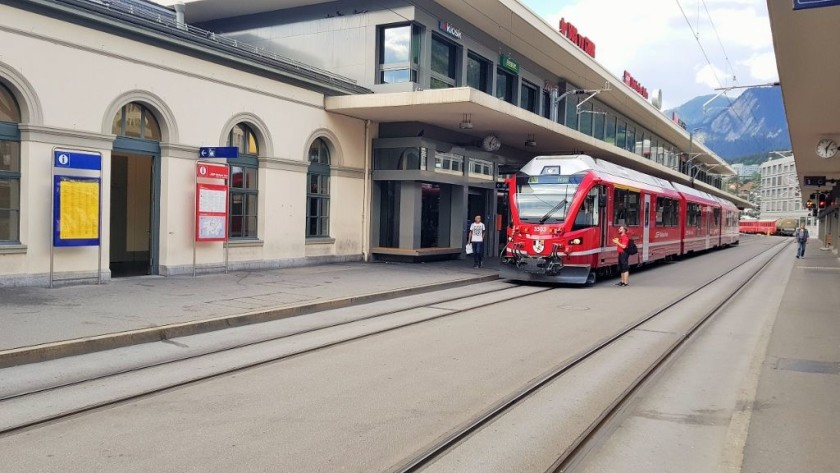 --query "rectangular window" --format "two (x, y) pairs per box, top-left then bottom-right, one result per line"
(434, 152), (464, 175)
(307, 173), (330, 237)
(0, 140), (20, 243)
(229, 163), (258, 239)
(468, 158), (494, 179)
(430, 34), (458, 89)
(626, 126), (636, 152)
(655, 197), (679, 227)
(592, 111), (605, 140)
(564, 95), (578, 131)
(542, 90), (551, 119)
(520, 81), (538, 113)
(605, 116), (616, 144)
(615, 120), (626, 150)
(495, 68), (515, 103)
(613, 188), (640, 226)
(578, 103), (593, 136)
(466, 52), (491, 93)
(378, 24), (420, 84)
(687, 203), (702, 228)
